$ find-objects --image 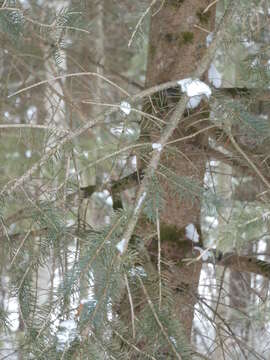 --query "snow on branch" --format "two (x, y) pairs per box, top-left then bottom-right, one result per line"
(177, 78), (212, 109)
